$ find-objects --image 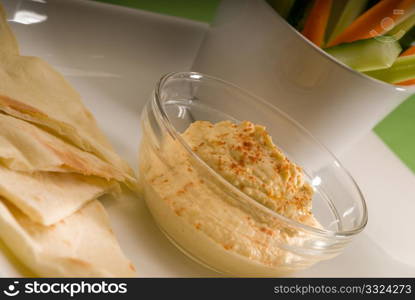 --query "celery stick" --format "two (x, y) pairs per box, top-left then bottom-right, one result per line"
(387, 13), (415, 40)
(400, 26), (415, 50)
(327, 0), (369, 45)
(325, 36), (402, 72)
(395, 13), (415, 49)
(364, 55), (415, 83)
(267, 0), (295, 19)
(325, 0), (348, 44)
